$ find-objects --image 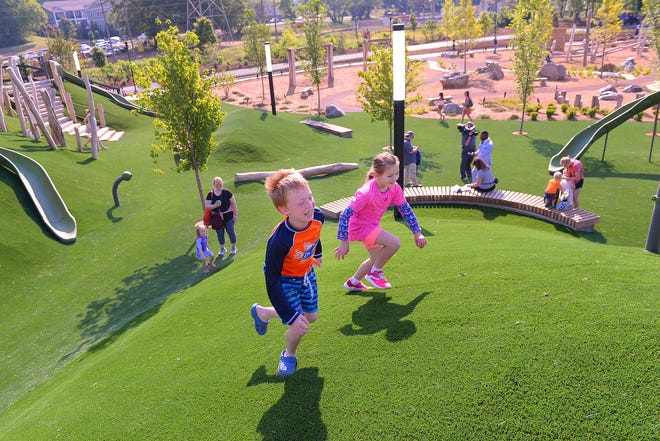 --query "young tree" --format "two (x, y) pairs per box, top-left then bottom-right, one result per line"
(58, 18), (75, 40)
(279, 0), (297, 20)
(477, 11), (495, 39)
(217, 72), (236, 99)
(592, 0), (624, 77)
(440, 0), (481, 73)
(409, 13), (418, 41)
(46, 27), (76, 72)
(90, 46), (107, 68)
(327, 0), (349, 24)
(194, 17), (217, 50)
(242, 9), (271, 101)
(299, 0), (329, 116)
(355, 46), (424, 147)
(422, 19), (438, 42)
(274, 28), (300, 59)
(135, 24), (225, 210)
(510, 0), (553, 135)
(642, 0), (660, 72)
